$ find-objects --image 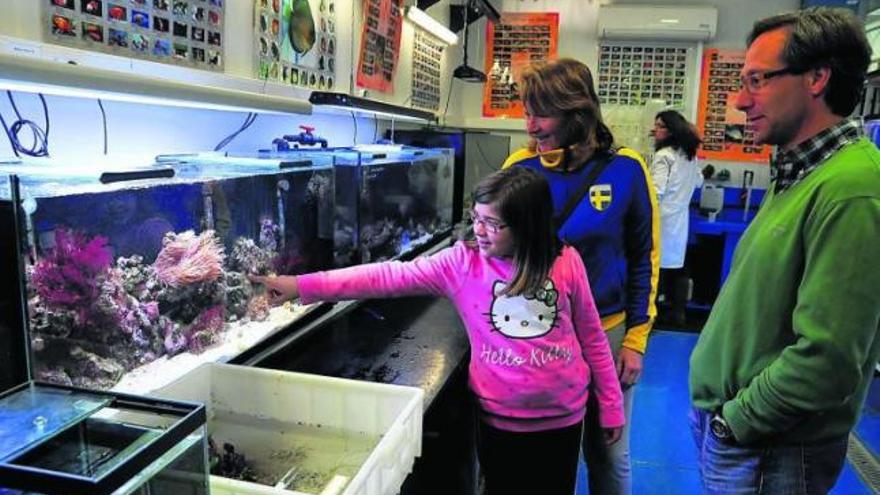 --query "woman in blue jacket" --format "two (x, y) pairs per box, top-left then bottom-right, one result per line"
(502, 58), (659, 495)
